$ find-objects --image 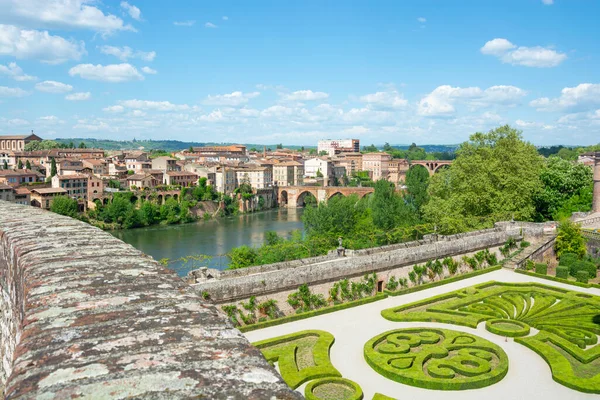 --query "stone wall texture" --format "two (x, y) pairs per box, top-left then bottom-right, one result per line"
(194, 222), (541, 304)
(0, 201), (301, 400)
